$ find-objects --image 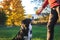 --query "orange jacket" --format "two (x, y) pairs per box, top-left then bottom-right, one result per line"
(42, 0), (60, 8)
